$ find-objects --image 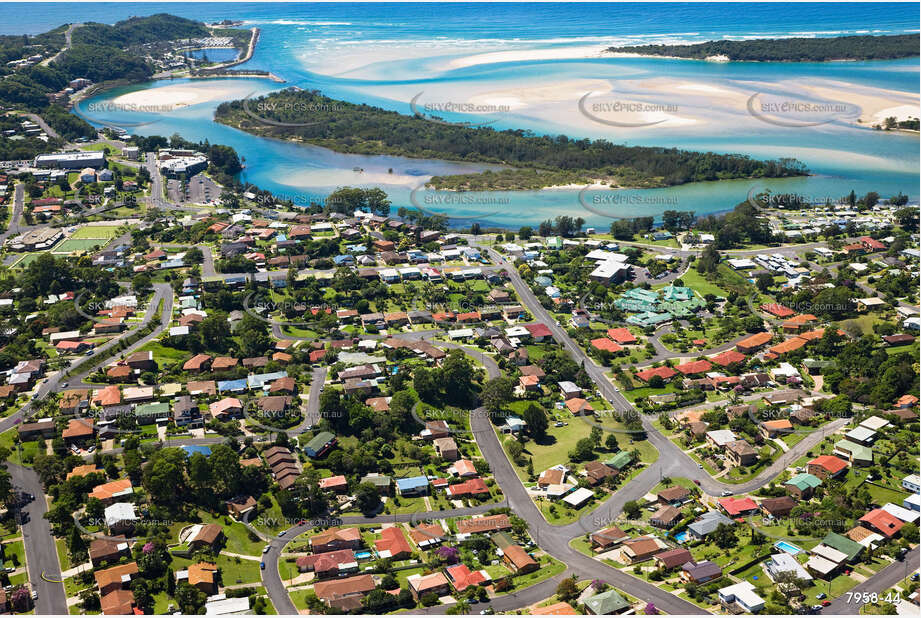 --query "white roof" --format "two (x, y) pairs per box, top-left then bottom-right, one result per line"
(857, 297), (886, 306)
(766, 553), (812, 581)
(205, 596), (250, 615)
(845, 426), (876, 442)
(805, 555), (838, 575)
(859, 416), (890, 431)
(590, 261), (631, 280)
(727, 258), (757, 269)
(104, 502), (138, 526)
(811, 544), (848, 565)
(882, 502), (920, 523)
(706, 429), (738, 447)
(718, 581), (765, 609)
(585, 249), (628, 262)
(563, 487), (594, 507)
